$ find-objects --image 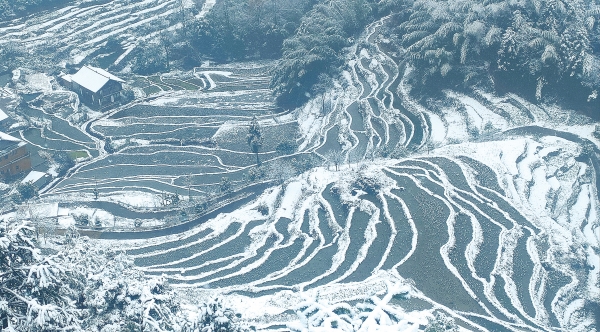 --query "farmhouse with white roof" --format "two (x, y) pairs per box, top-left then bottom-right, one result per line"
(60, 65), (125, 108)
